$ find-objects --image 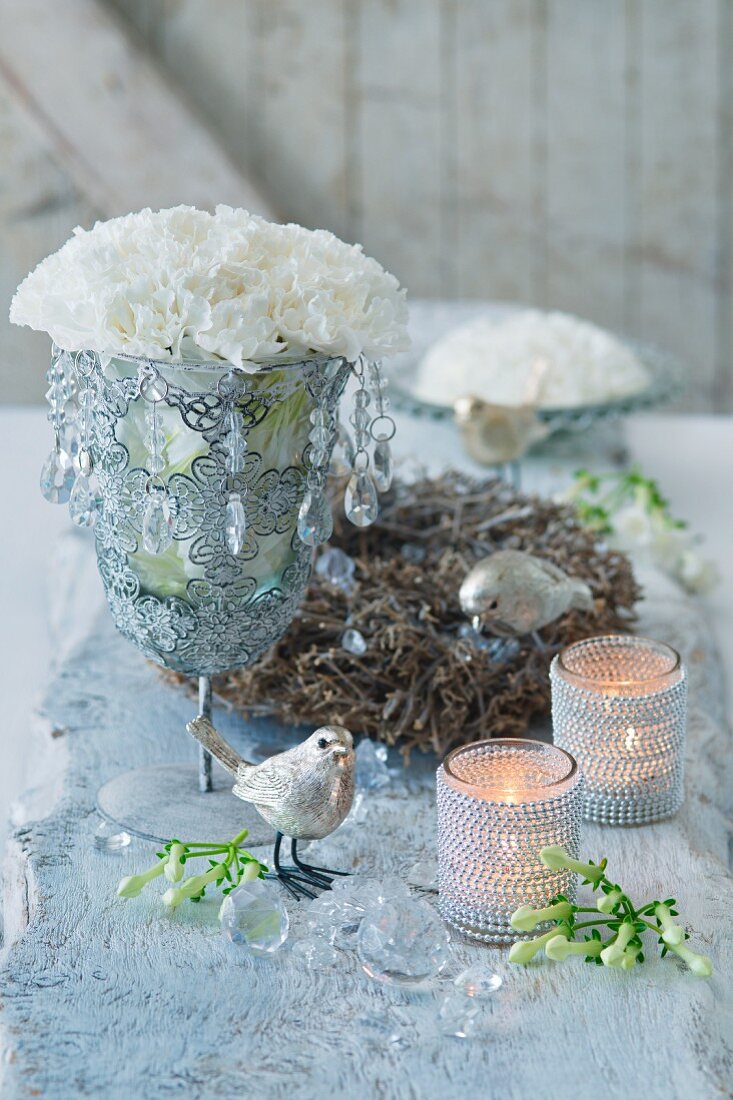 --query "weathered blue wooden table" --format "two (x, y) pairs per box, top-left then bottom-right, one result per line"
(2, 310), (732, 1098)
